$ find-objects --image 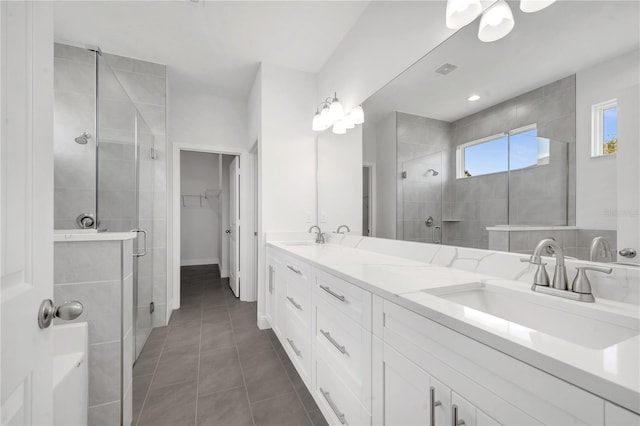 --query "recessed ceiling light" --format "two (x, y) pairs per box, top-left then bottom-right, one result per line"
(468, 94), (480, 102)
